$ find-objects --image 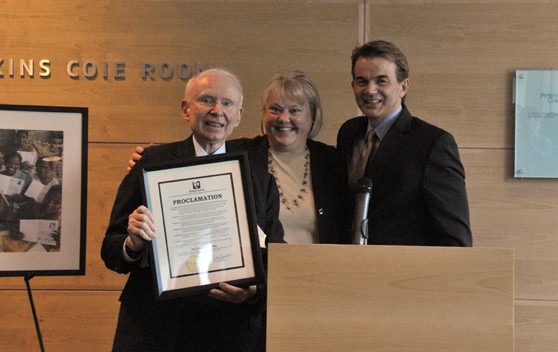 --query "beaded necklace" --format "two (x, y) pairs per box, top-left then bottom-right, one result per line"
(267, 145), (310, 210)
